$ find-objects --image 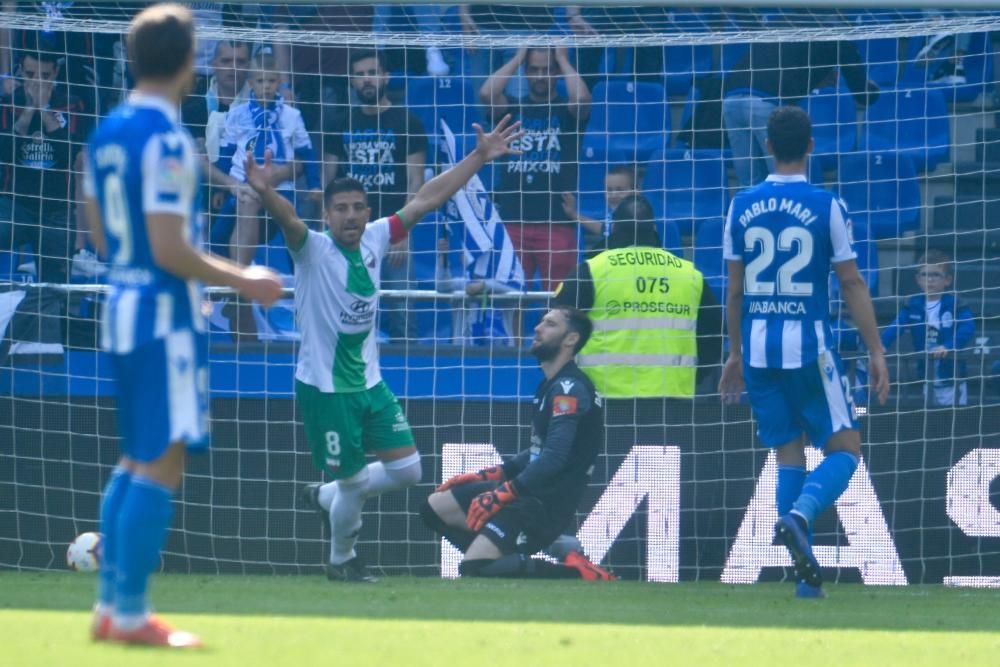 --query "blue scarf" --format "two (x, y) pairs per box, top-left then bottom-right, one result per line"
(247, 90), (286, 163)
